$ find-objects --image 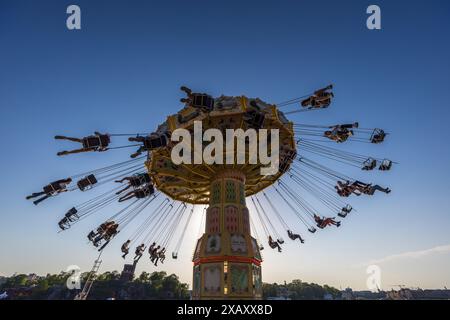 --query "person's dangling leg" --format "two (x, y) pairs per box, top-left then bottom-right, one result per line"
(57, 147), (96, 156)
(33, 194), (51, 205)
(371, 185), (391, 194)
(26, 191), (46, 199)
(128, 136), (145, 143)
(301, 97), (313, 107)
(116, 184), (131, 195)
(115, 177), (131, 183)
(118, 191), (135, 202)
(130, 146), (144, 159)
(54, 136), (83, 143)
